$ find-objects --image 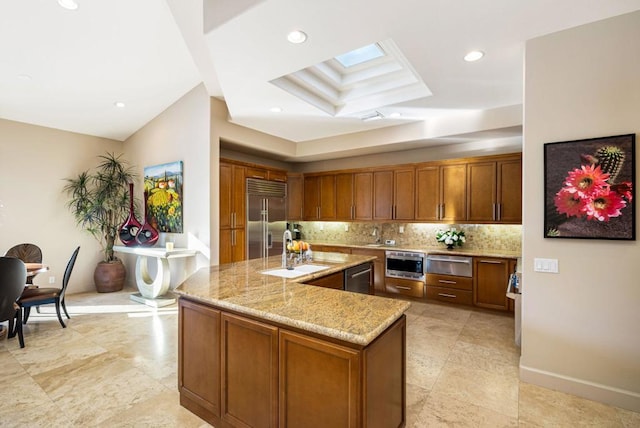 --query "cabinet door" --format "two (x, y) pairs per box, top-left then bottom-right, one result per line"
(245, 166), (268, 180)
(221, 313), (278, 428)
(373, 170), (393, 220)
(279, 330), (360, 428)
(467, 161), (497, 222)
(415, 165), (440, 221)
(440, 164), (466, 221)
(219, 163), (232, 229)
(335, 173), (354, 220)
(497, 158), (522, 223)
(268, 169), (287, 182)
(473, 257), (510, 311)
(394, 168), (415, 220)
(306, 271), (344, 289)
(303, 176), (320, 220)
(353, 172), (373, 220)
(232, 166), (246, 228)
(179, 299), (221, 419)
(319, 175), (336, 220)
(287, 173), (304, 221)
(220, 228), (245, 265)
